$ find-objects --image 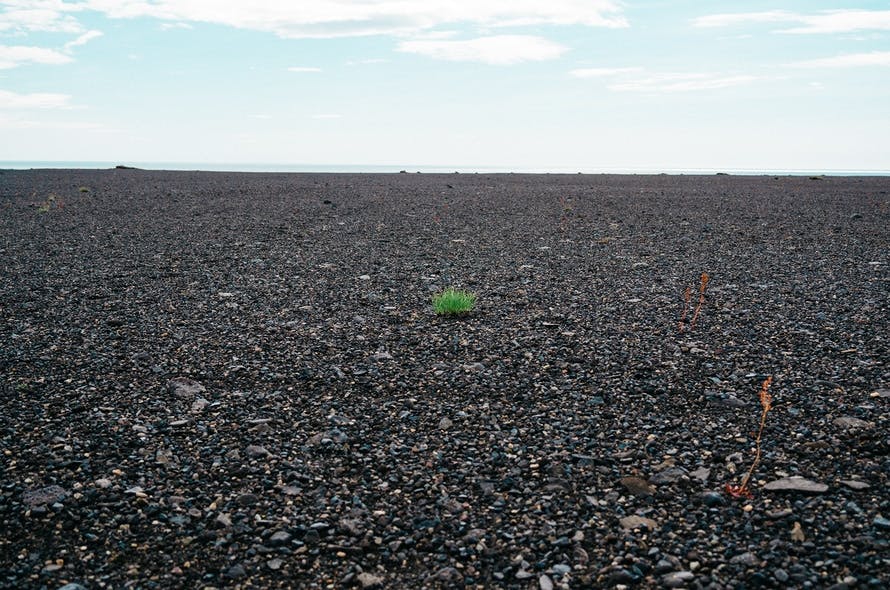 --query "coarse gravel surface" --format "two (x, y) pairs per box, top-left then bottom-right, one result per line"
(1, 169), (888, 589)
